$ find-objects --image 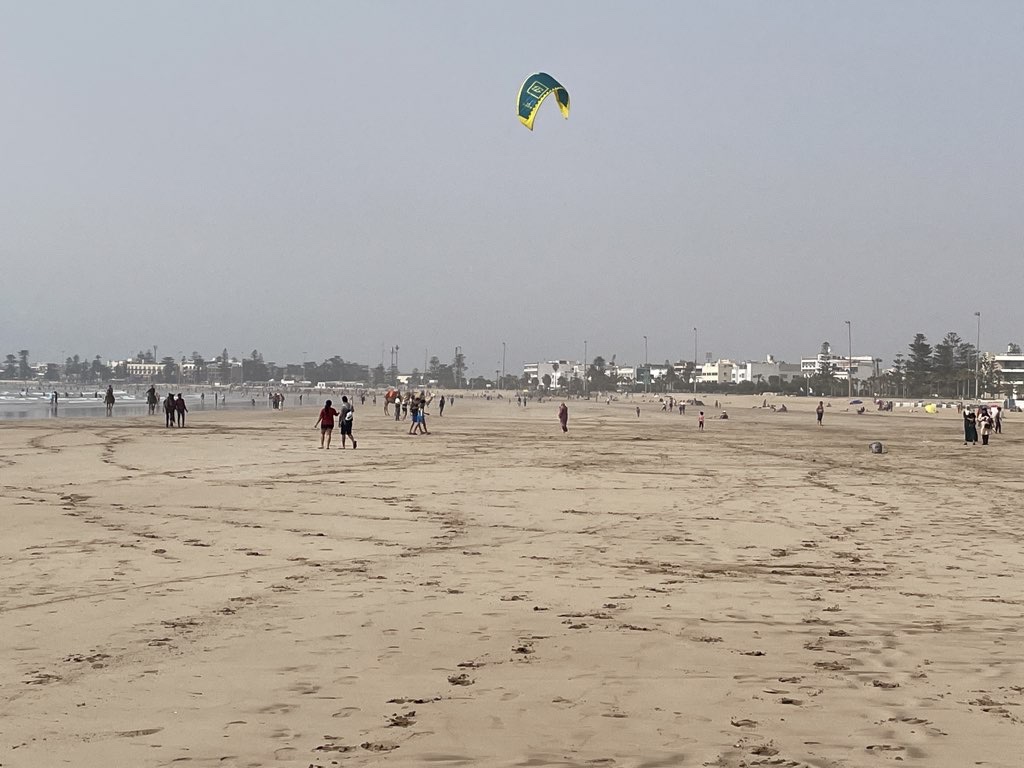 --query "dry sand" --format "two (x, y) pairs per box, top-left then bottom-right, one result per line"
(1, 395), (1021, 767)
